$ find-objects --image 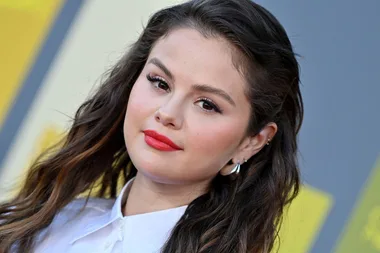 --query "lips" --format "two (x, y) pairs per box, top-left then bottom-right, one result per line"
(143, 130), (182, 151)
